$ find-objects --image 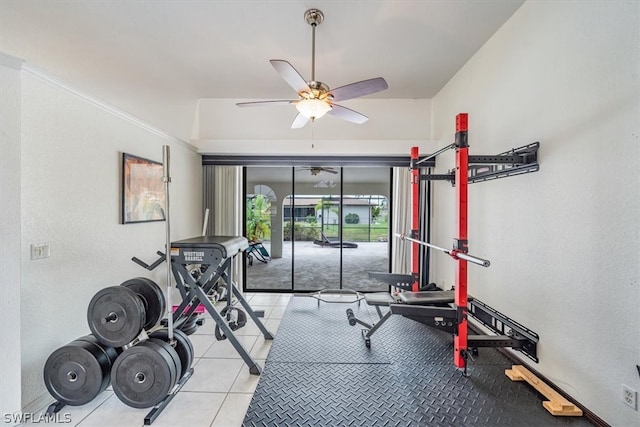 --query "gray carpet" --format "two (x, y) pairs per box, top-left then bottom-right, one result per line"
(243, 296), (595, 427)
(245, 241), (390, 292)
